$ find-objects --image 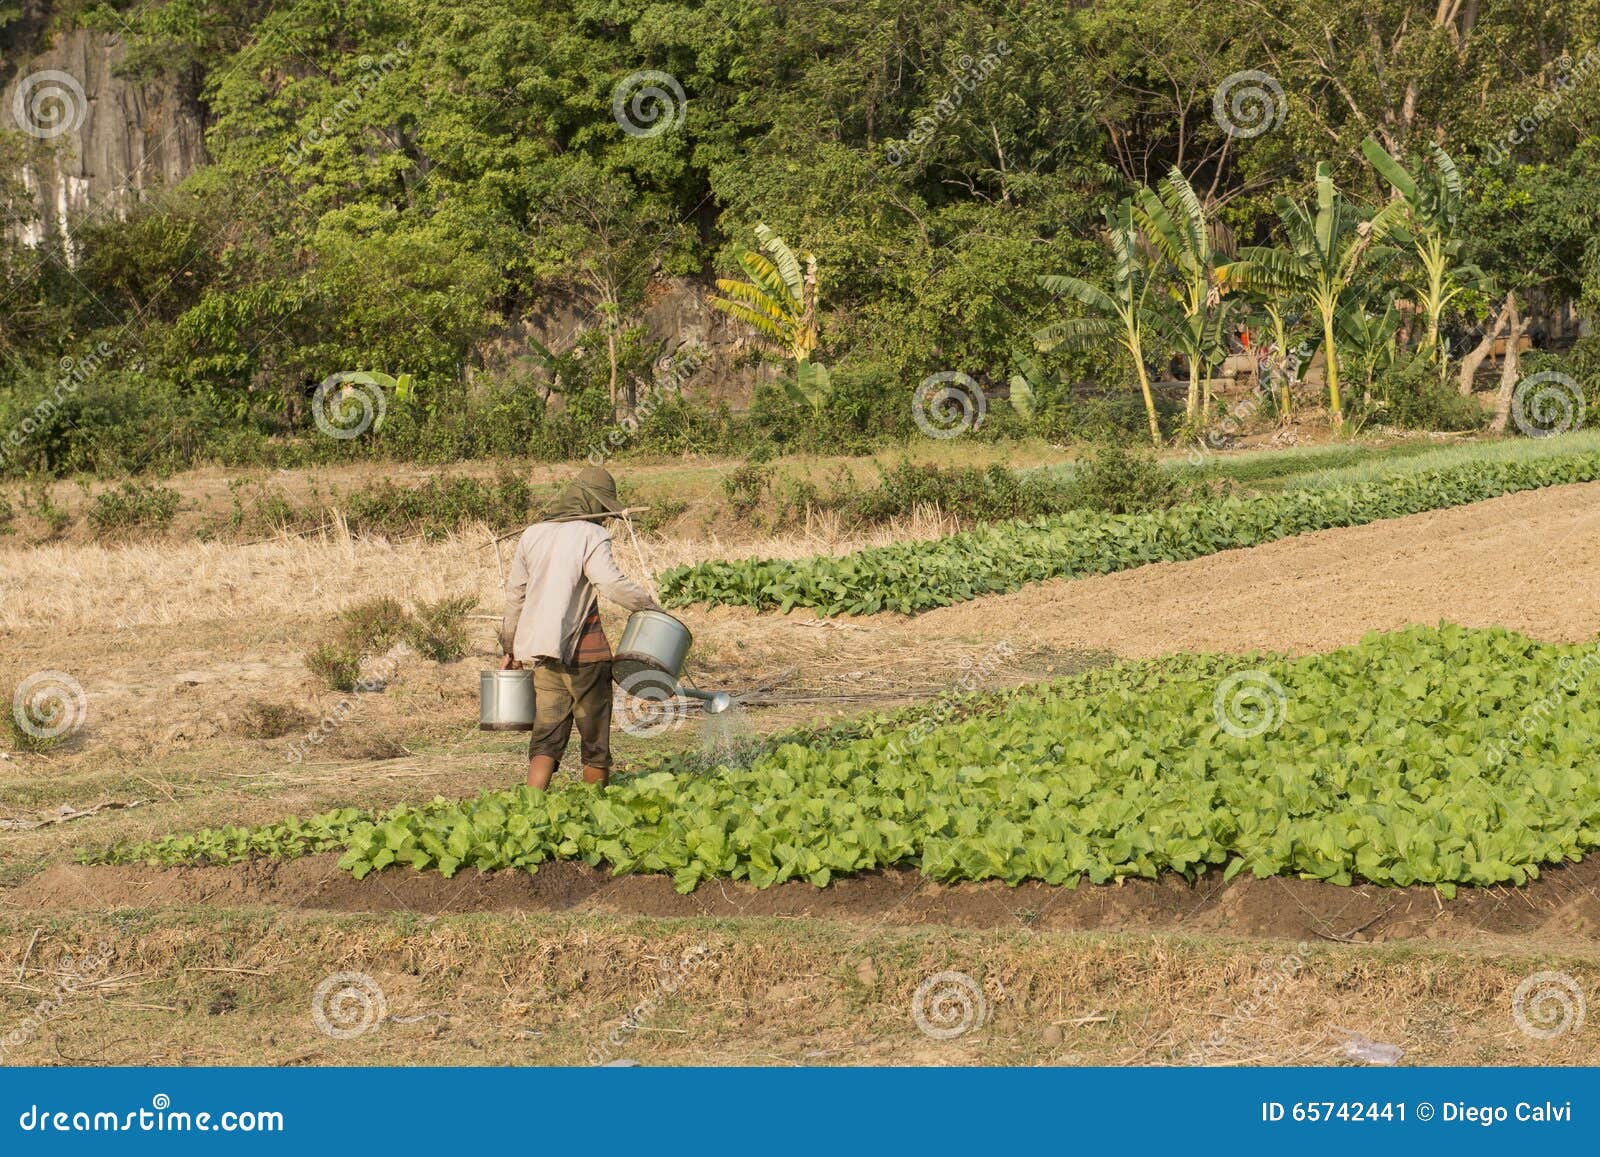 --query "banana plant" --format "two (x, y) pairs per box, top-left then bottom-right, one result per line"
(1133, 166), (1234, 427)
(1337, 298), (1404, 403)
(1360, 136), (1483, 379)
(1033, 201), (1171, 446)
(709, 223), (830, 412)
(1227, 163), (1390, 427)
